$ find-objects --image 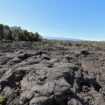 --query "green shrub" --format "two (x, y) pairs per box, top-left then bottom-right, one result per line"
(0, 24), (4, 41)
(0, 96), (6, 104)
(3, 25), (13, 40)
(15, 81), (20, 86)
